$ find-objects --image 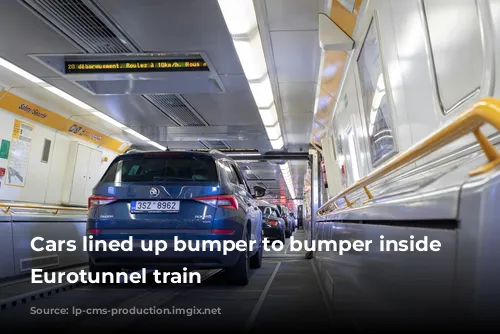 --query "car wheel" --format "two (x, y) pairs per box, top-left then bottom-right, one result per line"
(226, 230), (250, 285)
(250, 241), (263, 269)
